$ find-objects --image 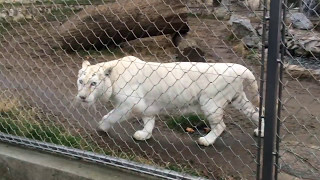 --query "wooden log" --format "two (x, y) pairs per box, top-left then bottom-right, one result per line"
(57, 0), (189, 51)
